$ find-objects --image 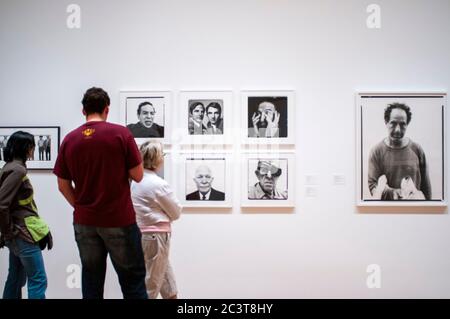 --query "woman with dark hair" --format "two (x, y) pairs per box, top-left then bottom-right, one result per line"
(0, 131), (52, 299)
